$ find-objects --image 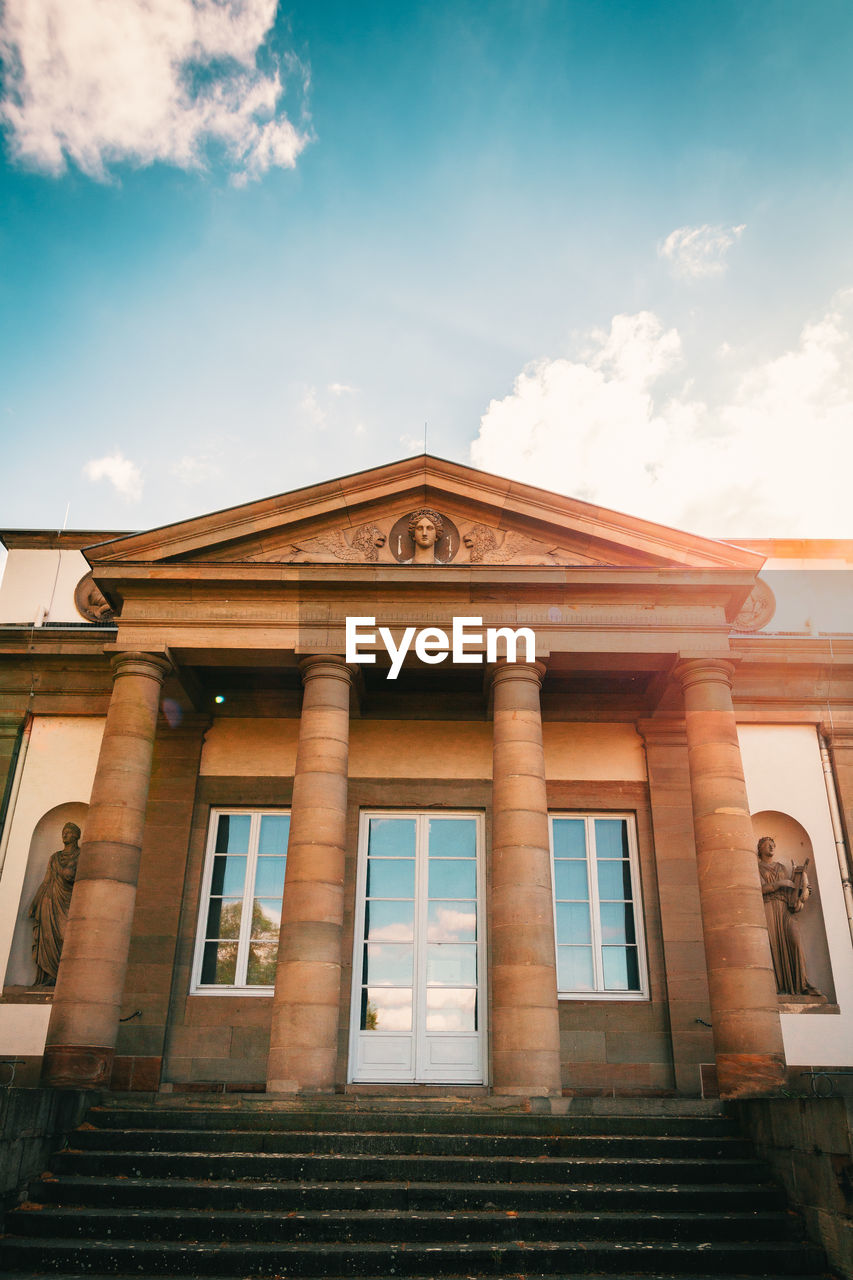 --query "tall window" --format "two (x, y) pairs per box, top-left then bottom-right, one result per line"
(549, 814), (647, 999)
(192, 810), (290, 993)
